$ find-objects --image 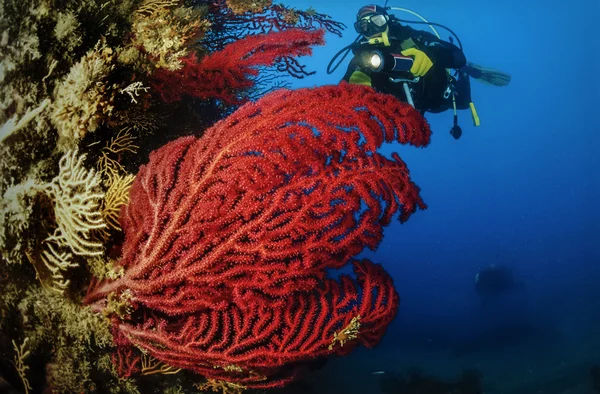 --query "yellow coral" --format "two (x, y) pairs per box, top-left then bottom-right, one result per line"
(51, 39), (116, 143)
(281, 8), (301, 24)
(328, 315), (361, 350)
(134, 0), (180, 17)
(226, 0), (272, 14)
(42, 149), (106, 256)
(103, 172), (135, 229)
(88, 256), (124, 281)
(30, 240), (76, 293)
(220, 364), (244, 373)
(96, 127), (139, 180)
(195, 379), (247, 394)
(119, 81), (150, 104)
(103, 290), (133, 319)
(130, 4), (209, 71)
(141, 354), (181, 376)
(94, 127), (137, 238)
(20, 150), (106, 292)
(12, 337), (32, 394)
(114, 109), (162, 135)
(102, 172), (135, 231)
